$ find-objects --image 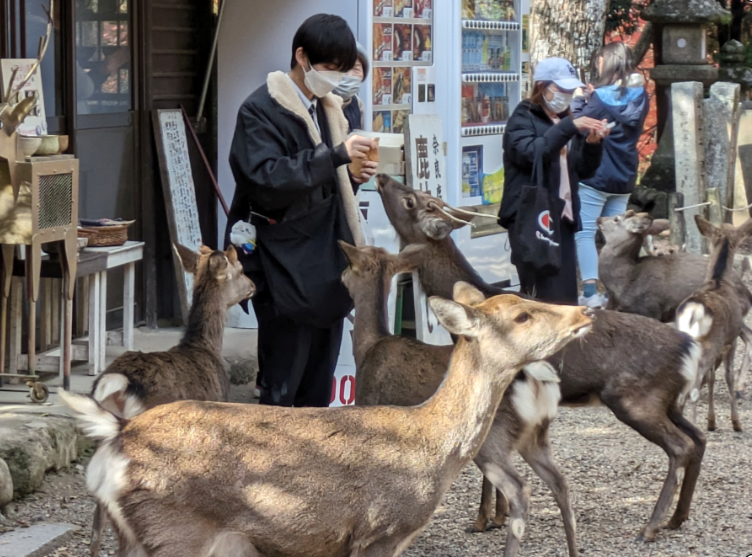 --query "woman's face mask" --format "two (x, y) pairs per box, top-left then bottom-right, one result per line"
(545, 86), (574, 114)
(333, 75), (363, 101)
(304, 60), (345, 98)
